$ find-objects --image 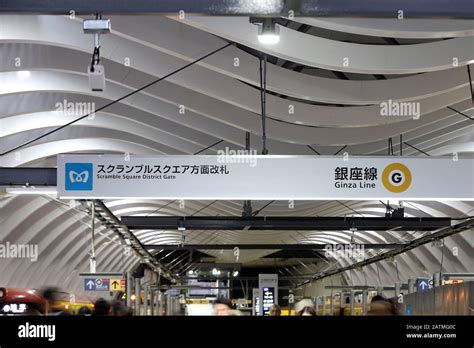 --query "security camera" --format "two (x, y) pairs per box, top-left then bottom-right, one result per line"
(83, 19), (111, 34)
(88, 64), (106, 92)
